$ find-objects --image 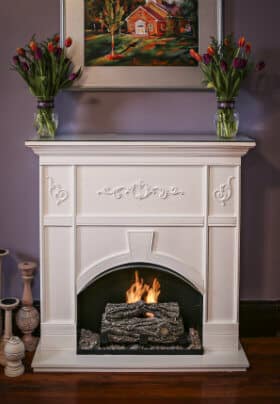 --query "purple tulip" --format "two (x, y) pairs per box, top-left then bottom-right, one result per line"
(256, 61), (265, 72)
(233, 57), (247, 69)
(34, 48), (43, 60)
(13, 55), (20, 65)
(55, 47), (62, 58)
(220, 60), (228, 72)
(202, 53), (212, 65)
(69, 72), (77, 81)
(21, 62), (29, 72)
